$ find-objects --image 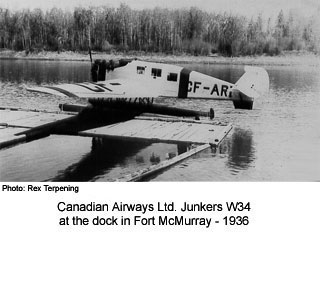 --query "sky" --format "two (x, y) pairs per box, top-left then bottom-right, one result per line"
(1, 0), (319, 17)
